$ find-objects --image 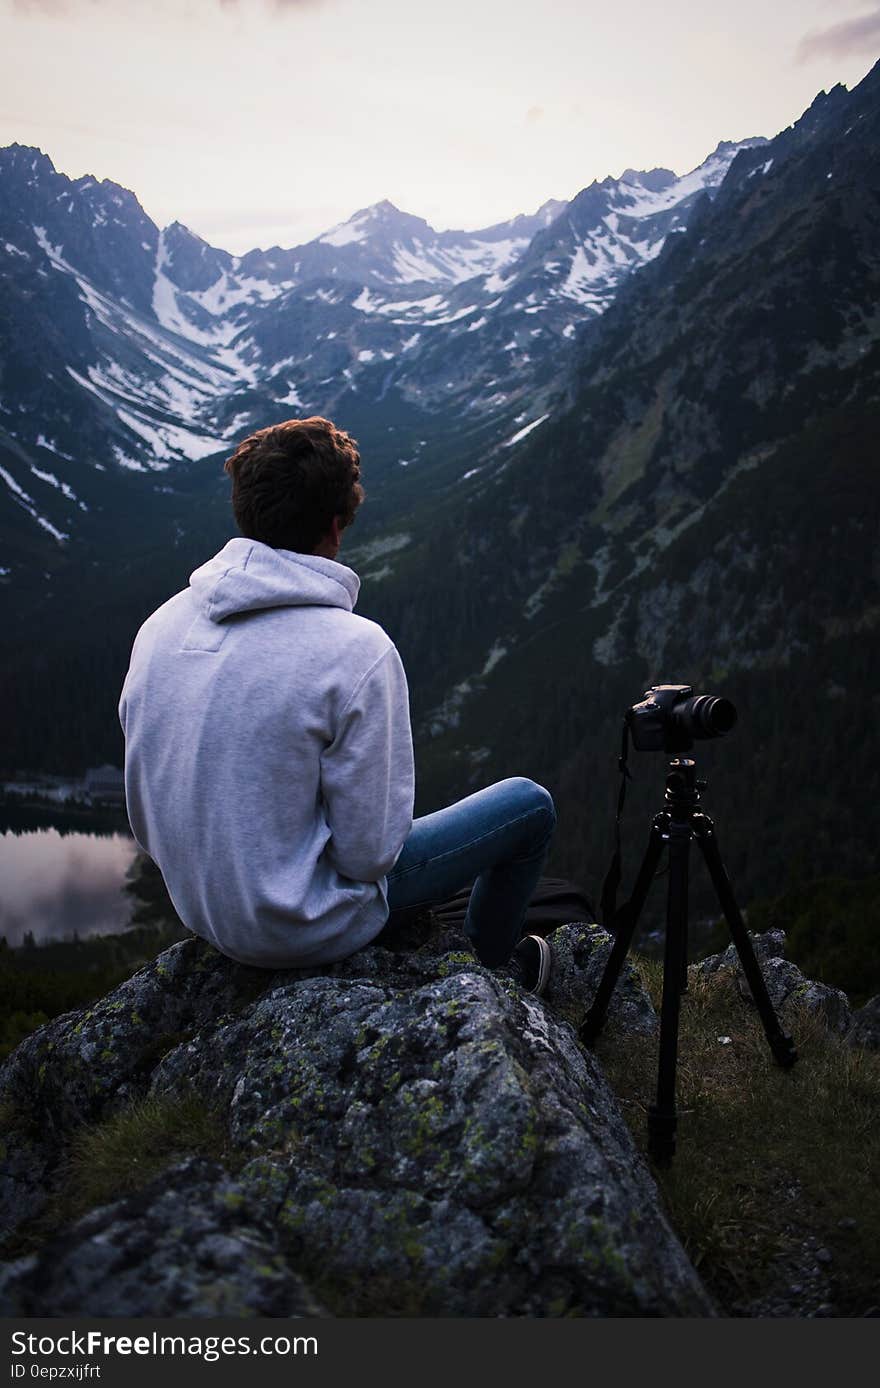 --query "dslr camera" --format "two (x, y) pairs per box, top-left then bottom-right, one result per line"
(627, 683), (737, 754)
